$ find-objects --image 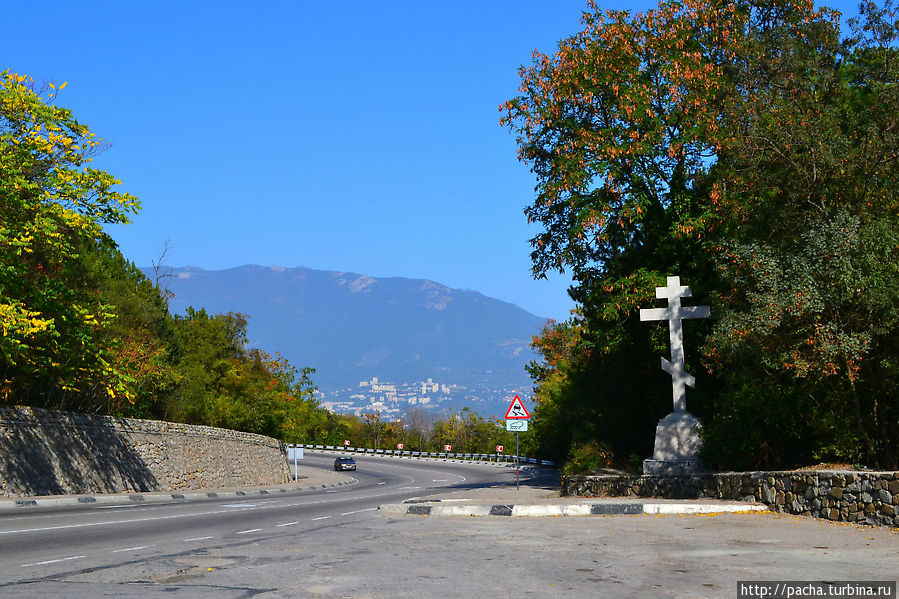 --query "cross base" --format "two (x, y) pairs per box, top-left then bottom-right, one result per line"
(643, 458), (703, 475)
(643, 411), (704, 475)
